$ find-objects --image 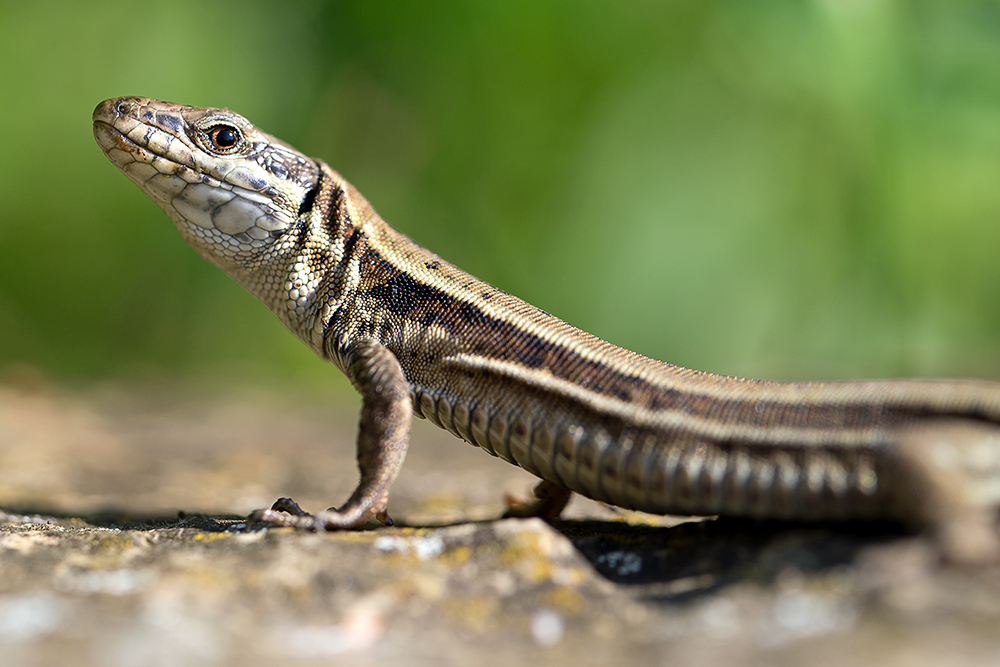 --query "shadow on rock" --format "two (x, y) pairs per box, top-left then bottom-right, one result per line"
(555, 517), (909, 602)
